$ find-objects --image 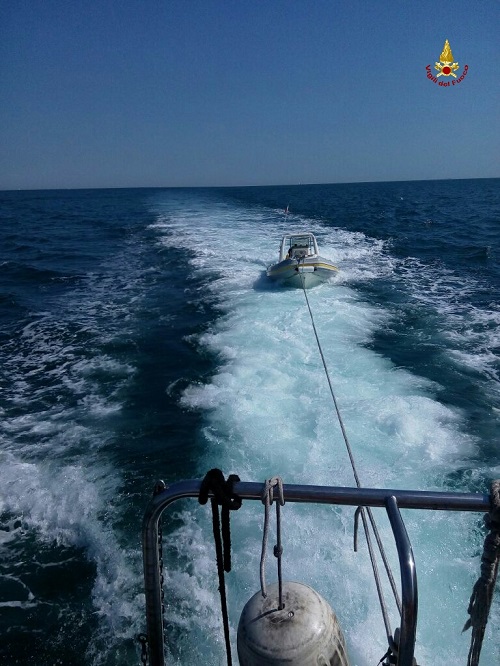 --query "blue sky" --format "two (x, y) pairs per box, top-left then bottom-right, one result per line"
(1, 0), (499, 189)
